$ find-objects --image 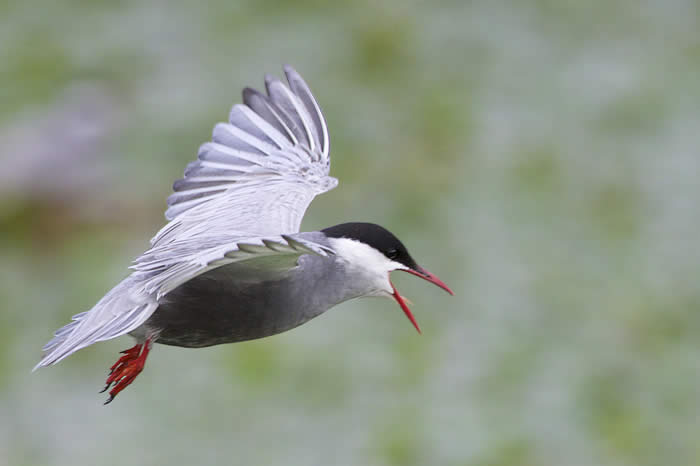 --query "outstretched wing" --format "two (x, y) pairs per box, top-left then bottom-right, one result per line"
(153, 65), (337, 246)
